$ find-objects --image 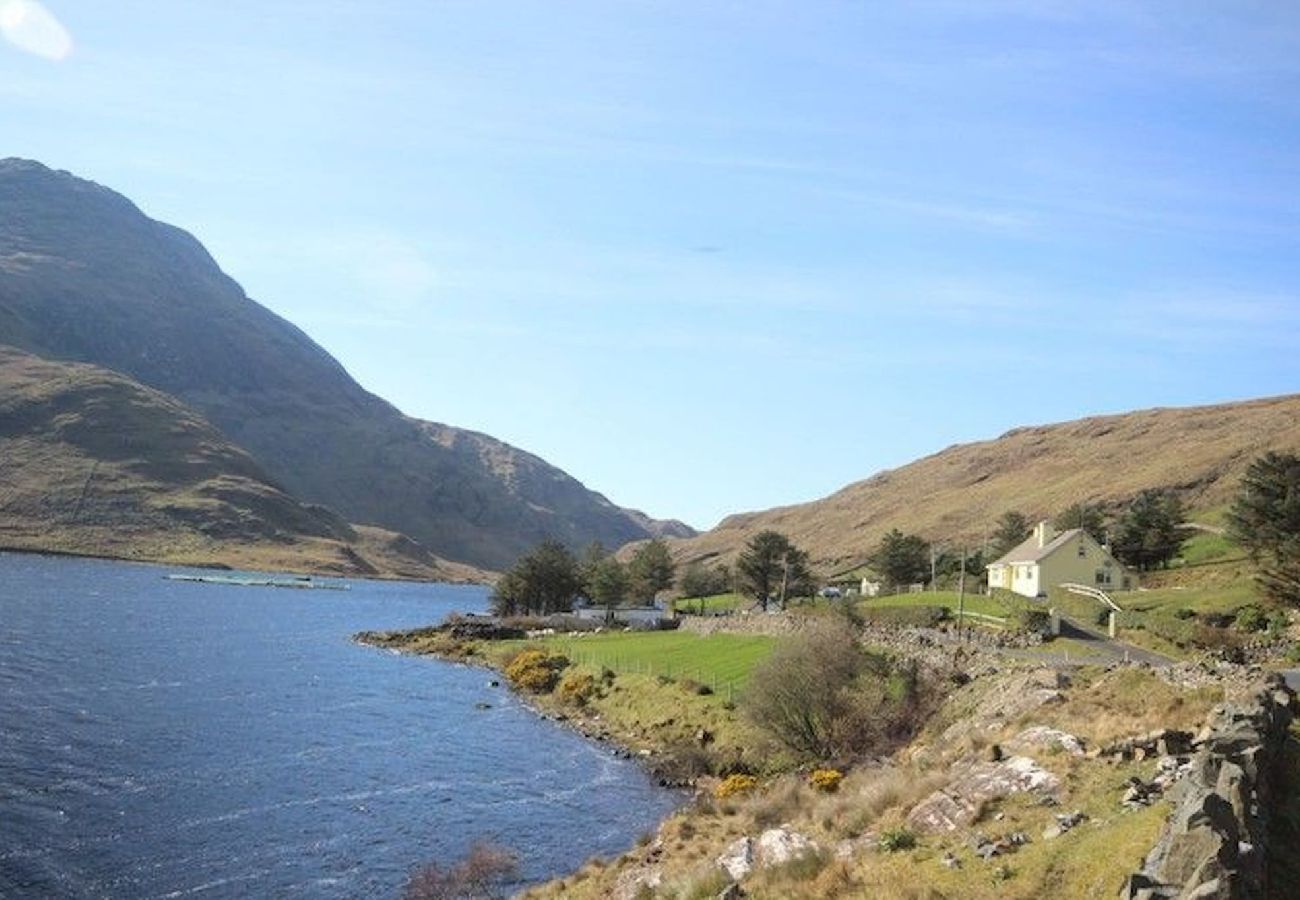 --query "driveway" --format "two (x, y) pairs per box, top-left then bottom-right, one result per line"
(1055, 616), (1177, 667)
